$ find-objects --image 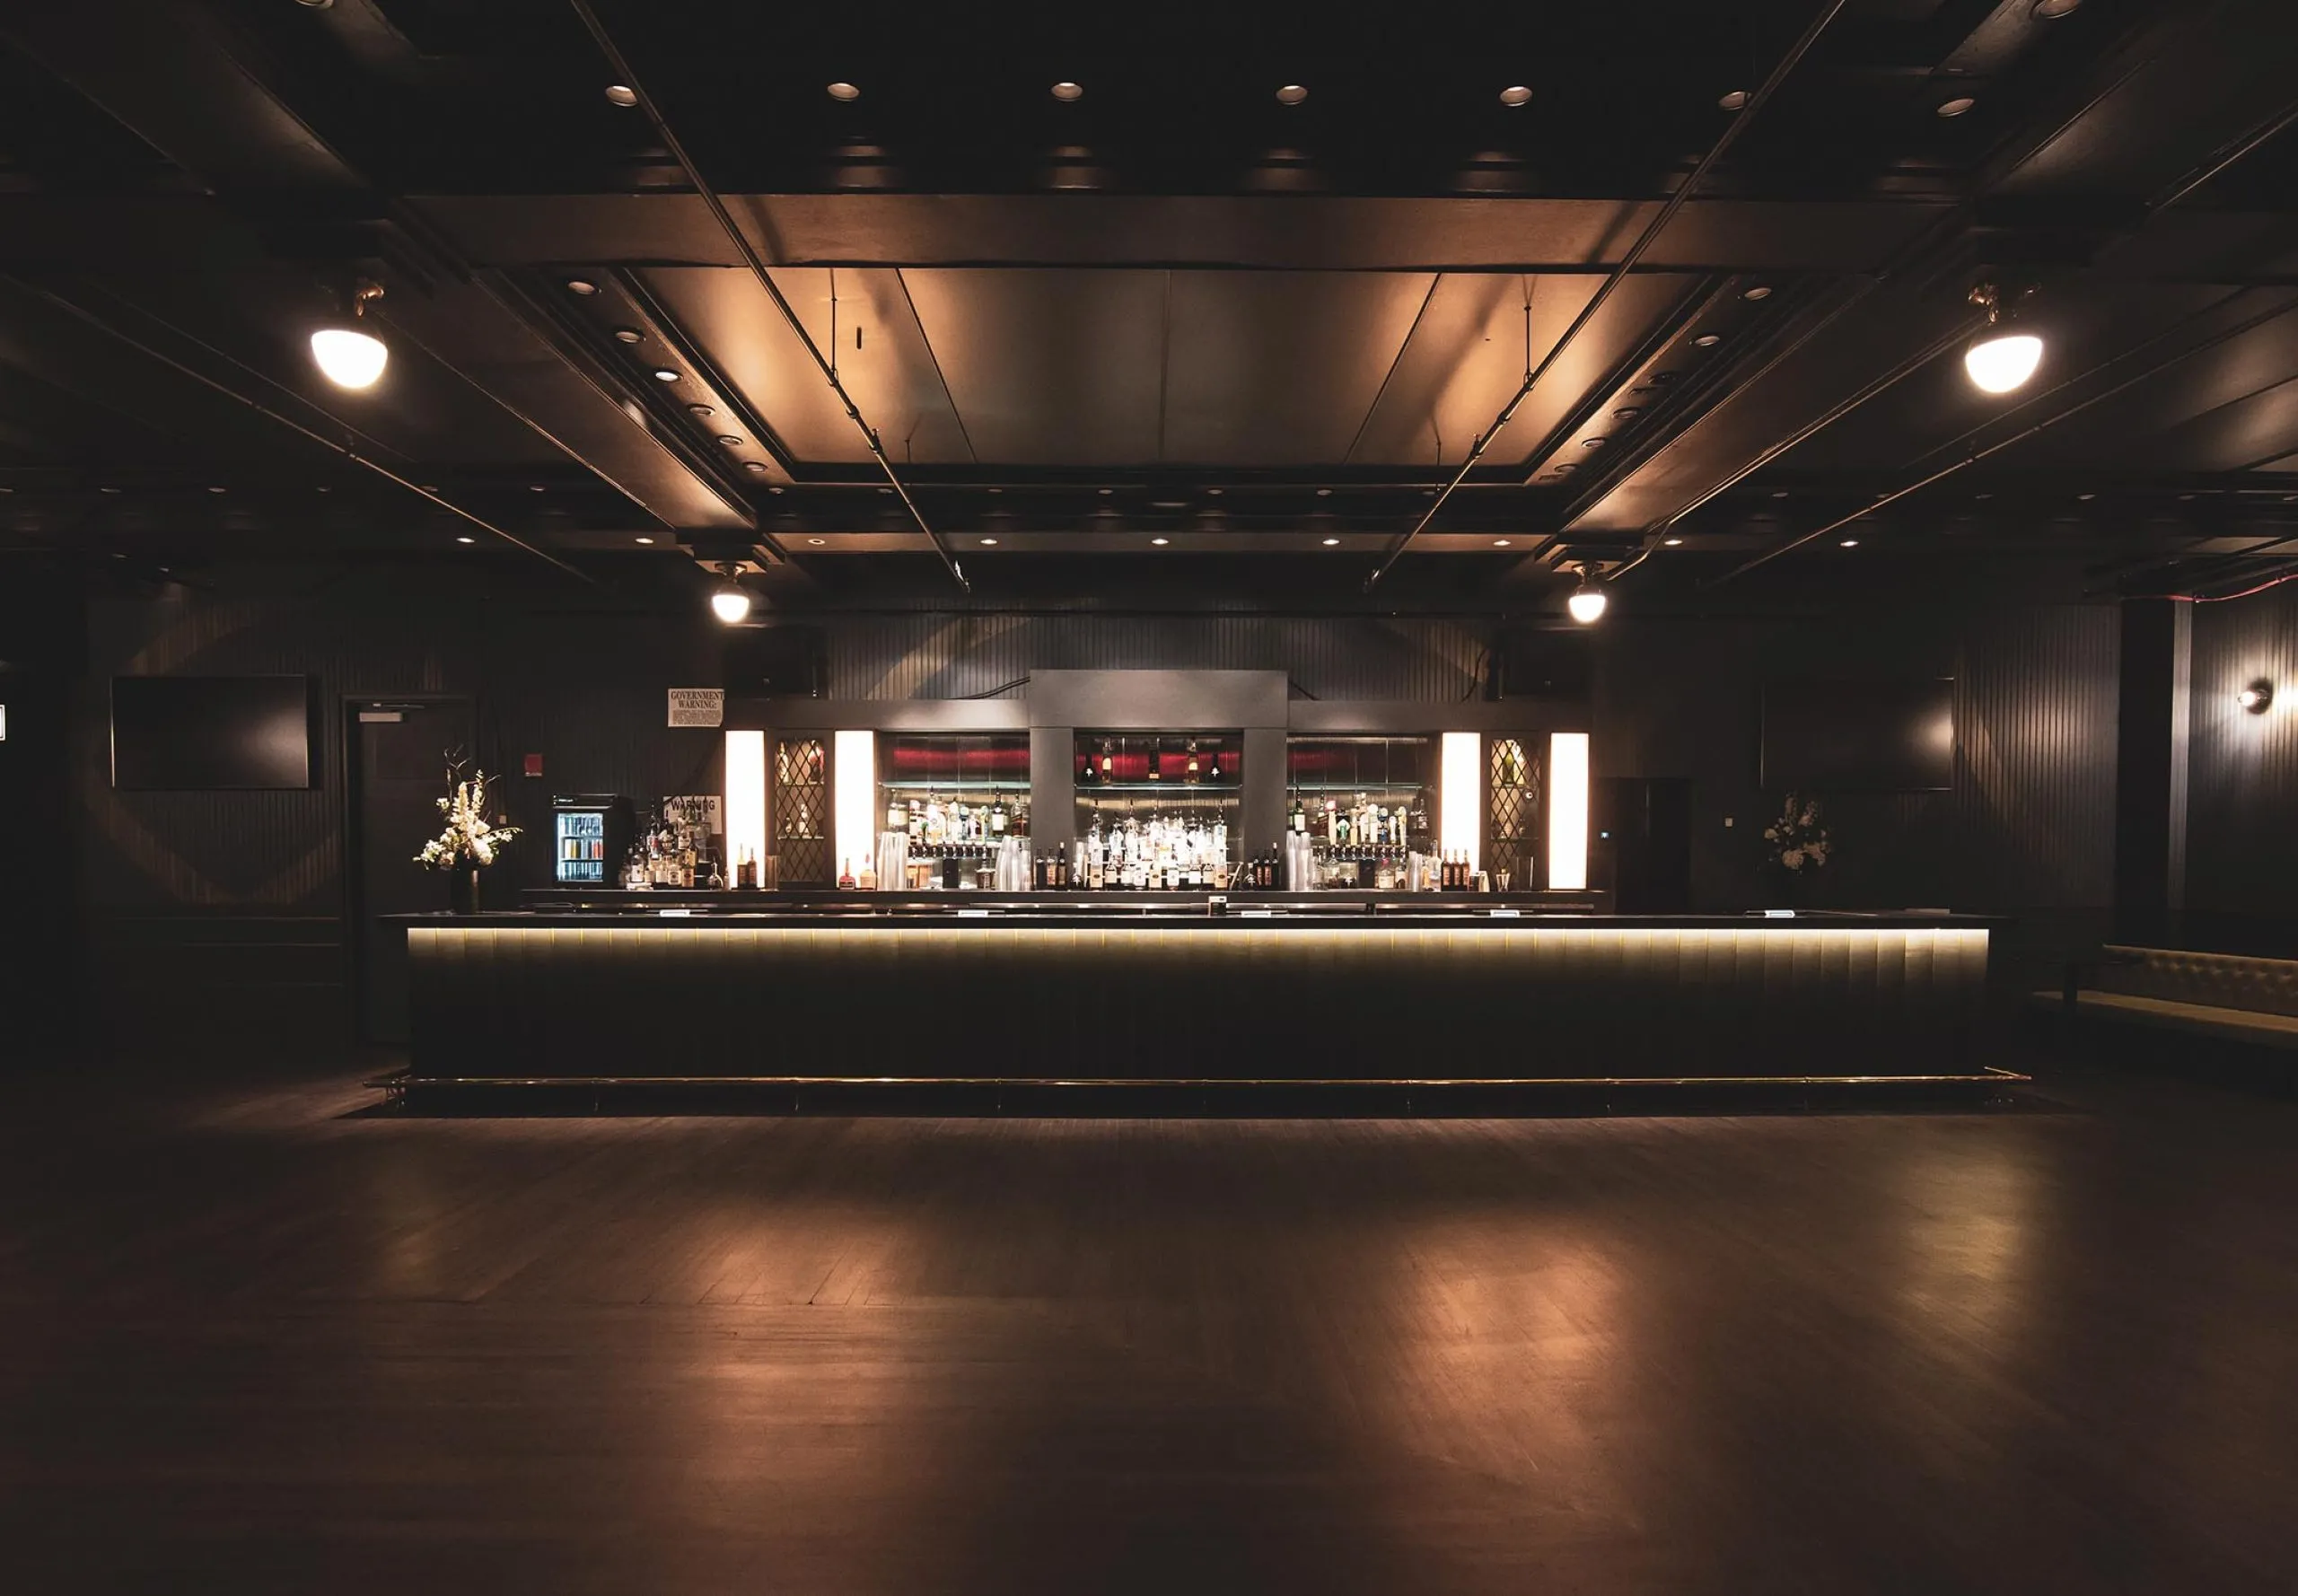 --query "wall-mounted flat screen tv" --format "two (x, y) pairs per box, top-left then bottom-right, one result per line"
(111, 675), (313, 790)
(1761, 678), (1954, 792)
